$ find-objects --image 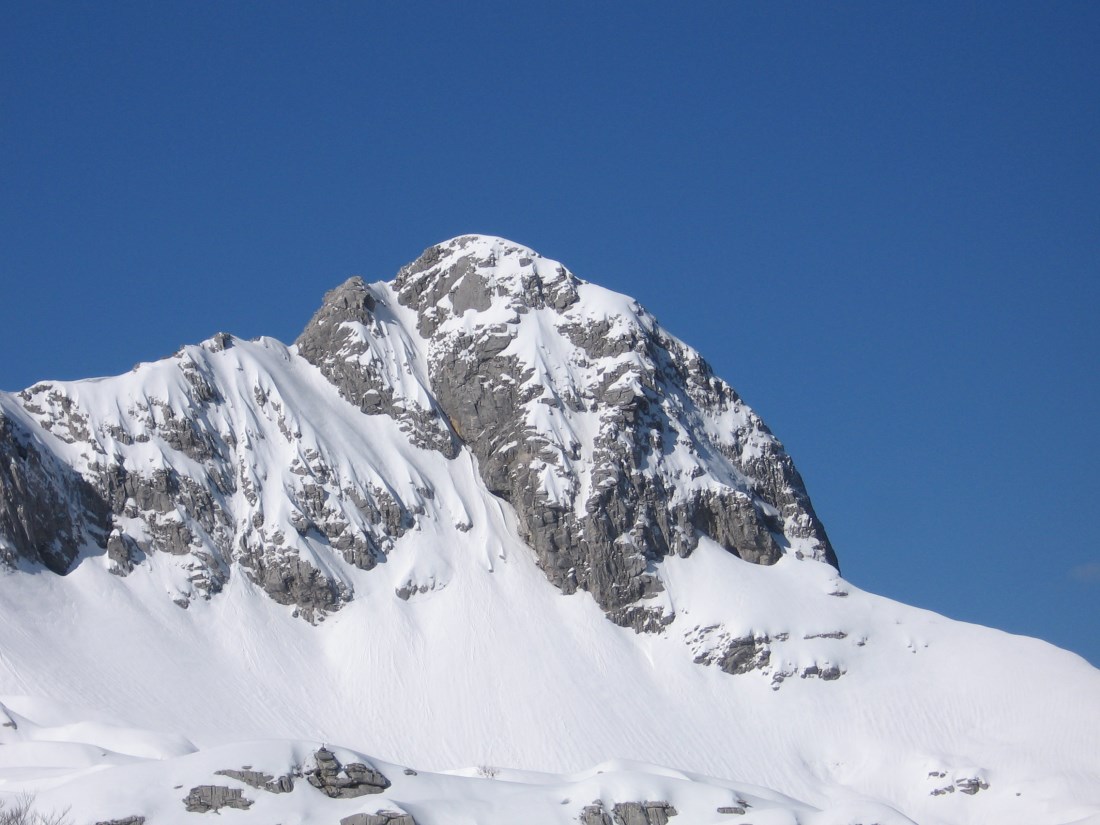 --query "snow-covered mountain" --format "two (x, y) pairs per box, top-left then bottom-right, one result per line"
(1, 235), (1097, 825)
